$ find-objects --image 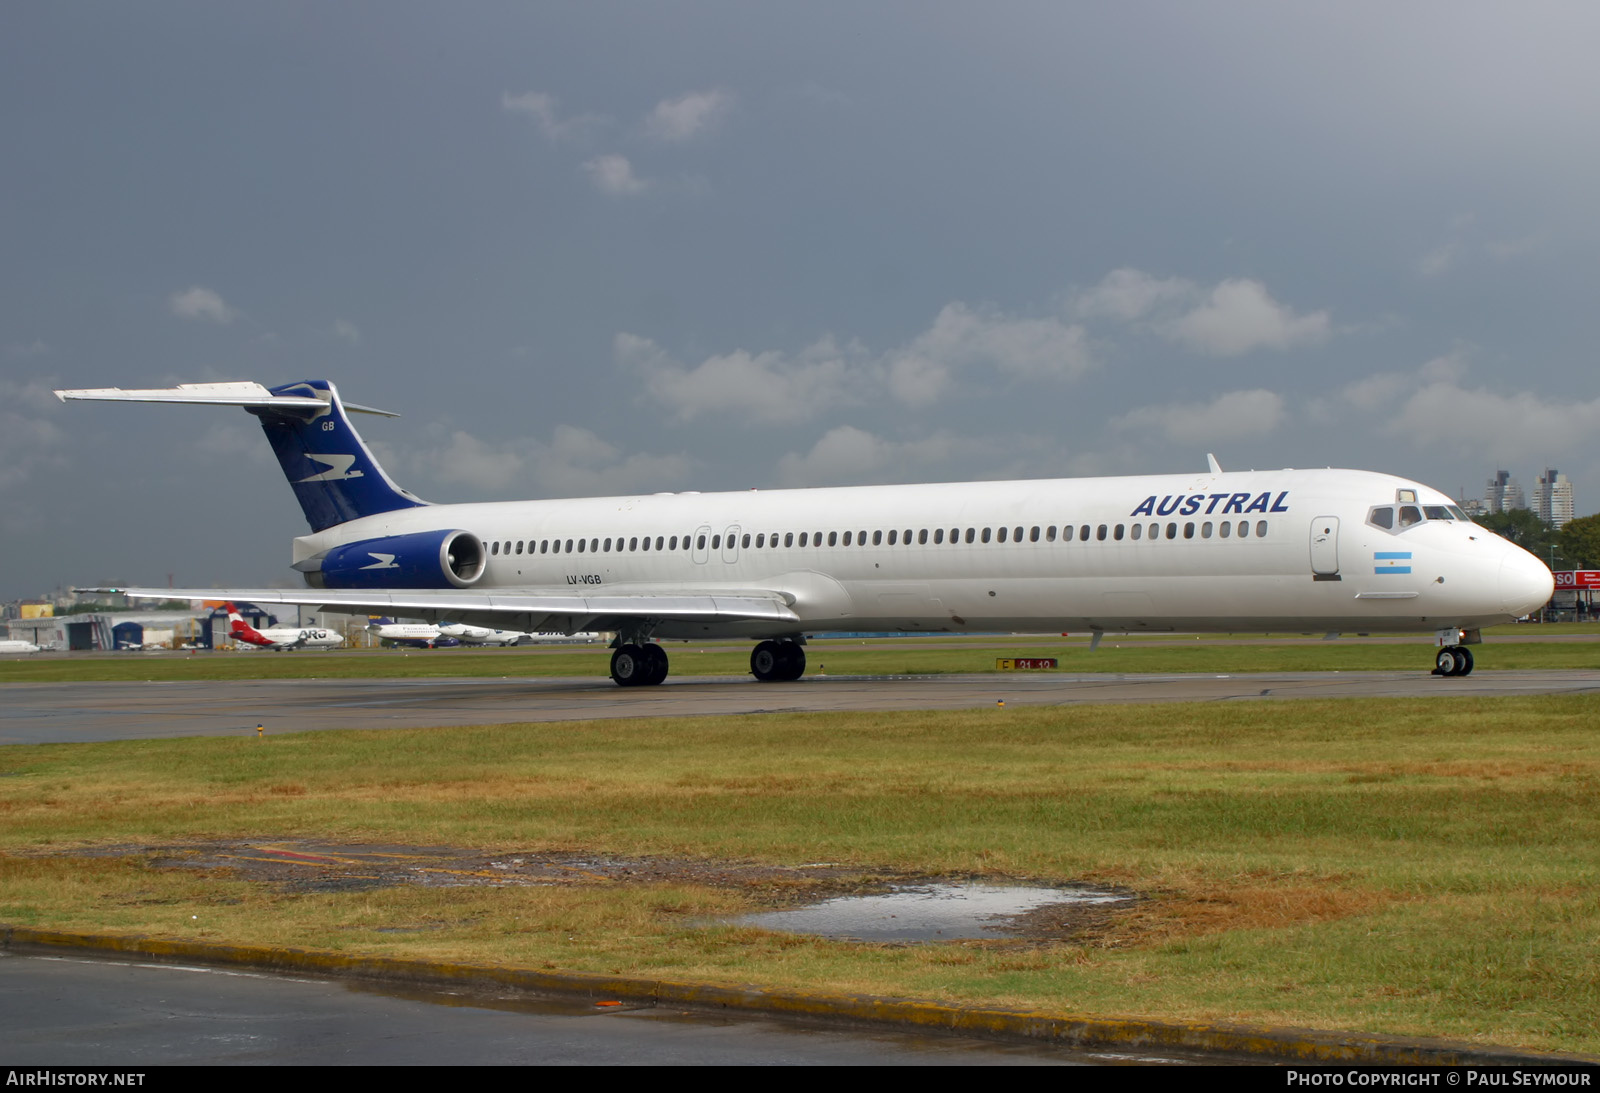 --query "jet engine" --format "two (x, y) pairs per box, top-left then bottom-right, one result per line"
(310, 529), (486, 589)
